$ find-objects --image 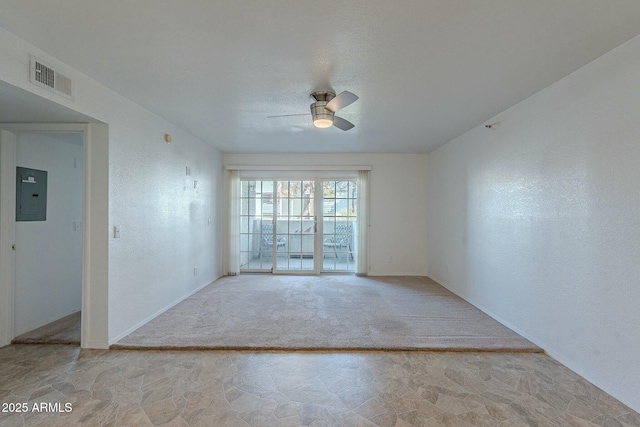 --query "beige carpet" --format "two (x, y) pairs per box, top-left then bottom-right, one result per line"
(113, 275), (541, 352)
(12, 311), (80, 345)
